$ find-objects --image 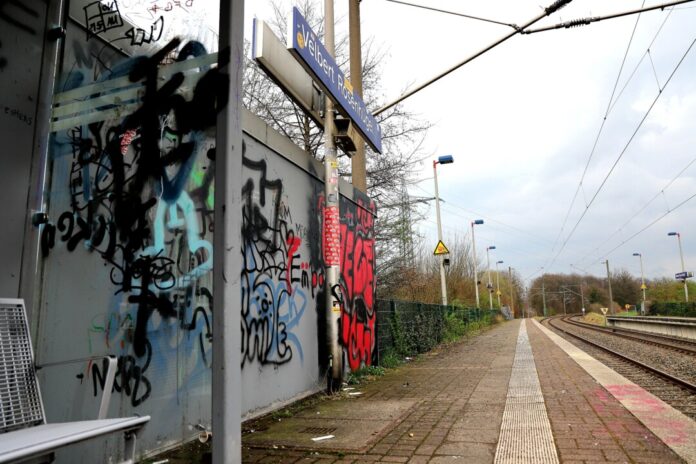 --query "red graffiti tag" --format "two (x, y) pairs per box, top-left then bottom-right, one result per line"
(285, 232), (301, 295)
(341, 309), (375, 371)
